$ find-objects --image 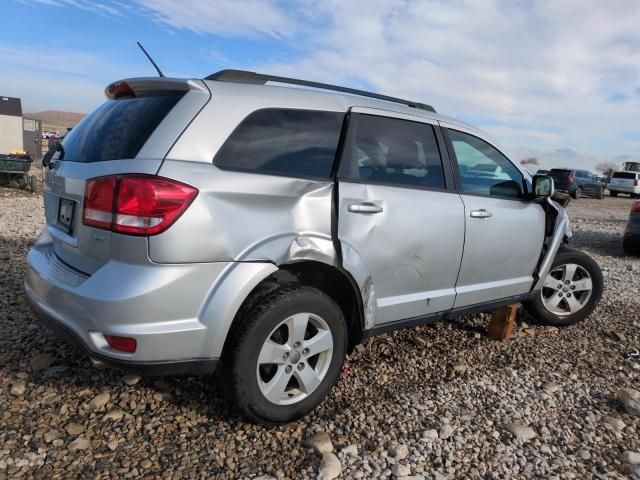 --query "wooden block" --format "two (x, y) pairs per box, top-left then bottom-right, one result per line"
(487, 304), (518, 341)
